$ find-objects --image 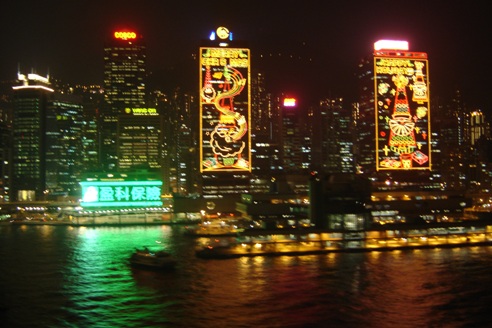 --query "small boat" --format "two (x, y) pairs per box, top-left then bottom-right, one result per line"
(130, 247), (177, 269)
